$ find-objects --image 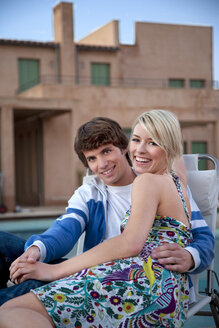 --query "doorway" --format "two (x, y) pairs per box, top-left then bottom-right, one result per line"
(14, 111), (43, 206)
